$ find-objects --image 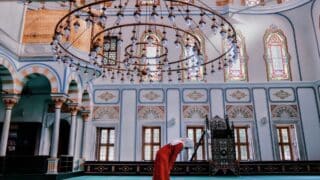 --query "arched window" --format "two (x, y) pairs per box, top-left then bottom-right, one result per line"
(181, 33), (205, 81)
(224, 31), (248, 81)
(263, 26), (291, 81)
(141, 32), (163, 82)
